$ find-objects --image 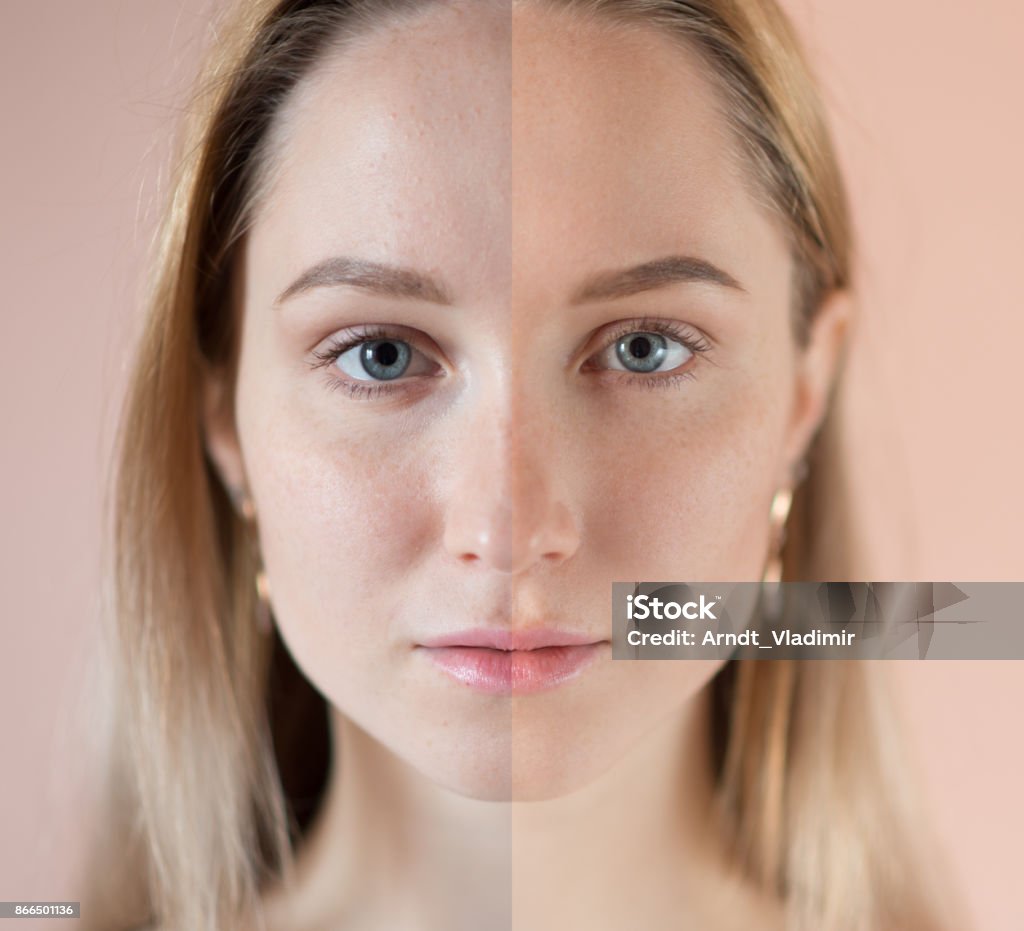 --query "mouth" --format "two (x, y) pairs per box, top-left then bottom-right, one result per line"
(415, 628), (608, 695)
